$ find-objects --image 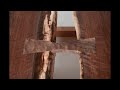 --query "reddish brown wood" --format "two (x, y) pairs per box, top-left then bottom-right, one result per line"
(10, 11), (41, 79)
(57, 27), (75, 31)
(10, 11), (110, 79)
(56, 27), (76, 37)
(77, 11), (111, 79)
(10, 11), (57, 79)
